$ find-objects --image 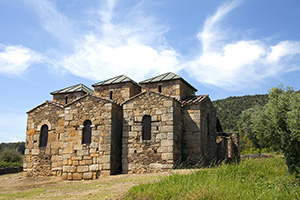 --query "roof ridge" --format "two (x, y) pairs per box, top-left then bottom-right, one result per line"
(92, 75), (140, 87)
(50, 83), (93, 95)
(27, 100), (64, 114)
